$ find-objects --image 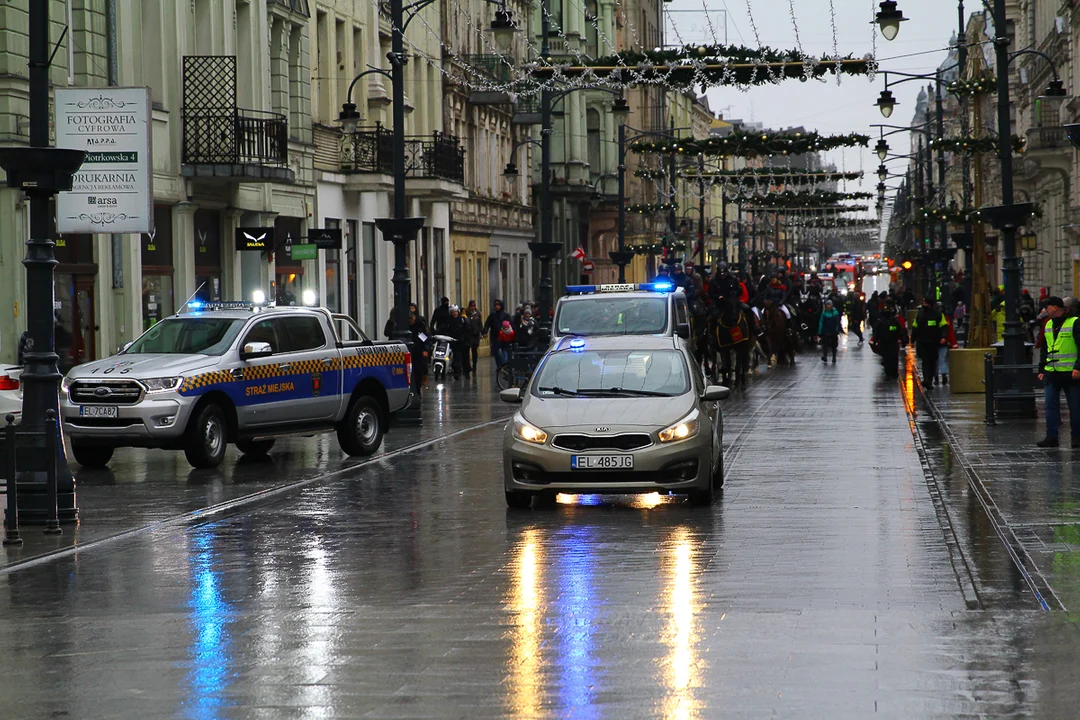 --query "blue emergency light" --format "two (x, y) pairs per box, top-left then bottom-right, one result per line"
(565, 282), (675, 295)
